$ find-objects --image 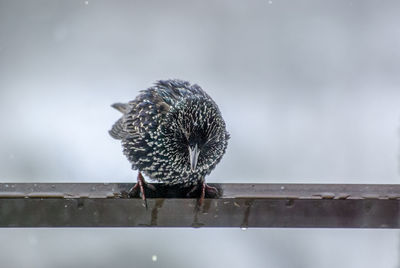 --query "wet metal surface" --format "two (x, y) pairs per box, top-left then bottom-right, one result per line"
(0, 183), (399, 228)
